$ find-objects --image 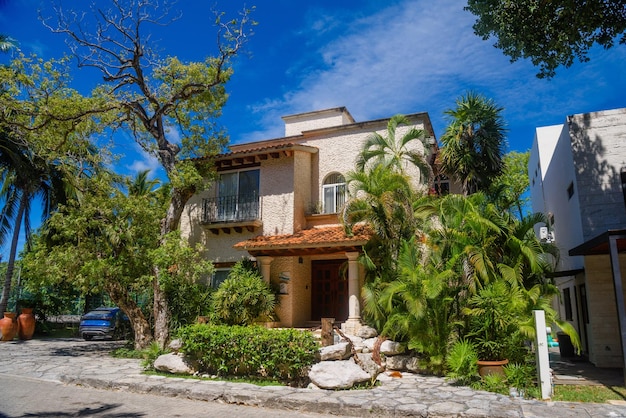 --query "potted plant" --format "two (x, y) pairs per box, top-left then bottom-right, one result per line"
(463, 282), (526, 377)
